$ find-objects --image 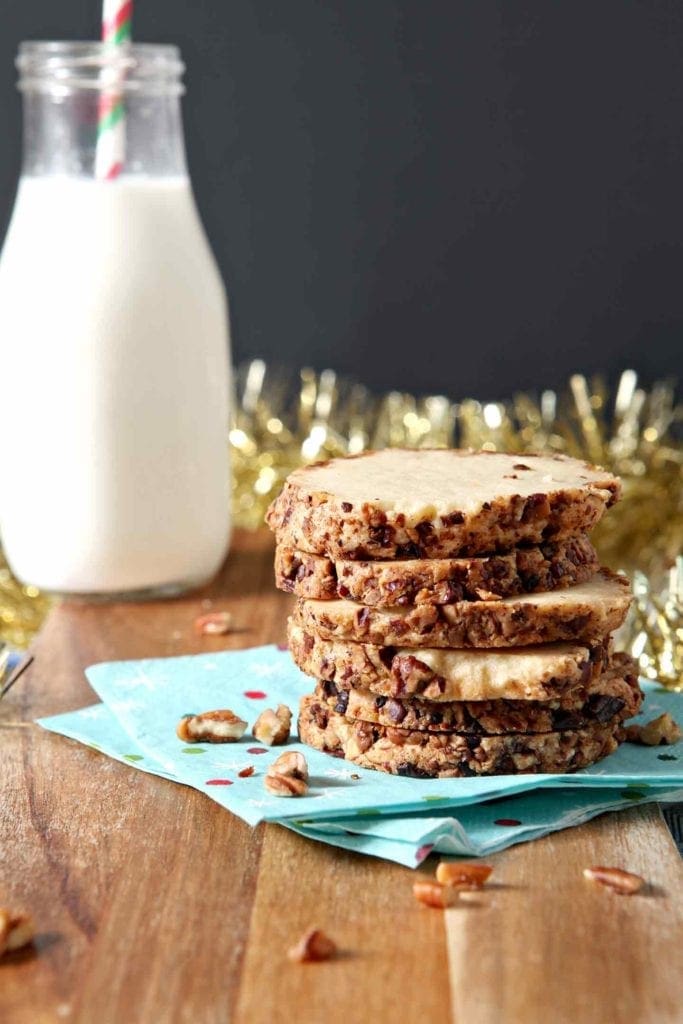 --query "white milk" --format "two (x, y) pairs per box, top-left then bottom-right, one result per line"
(0, 176), (232, 594)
